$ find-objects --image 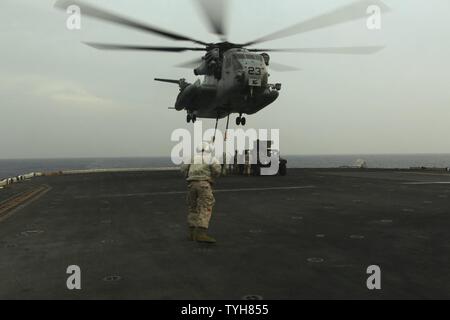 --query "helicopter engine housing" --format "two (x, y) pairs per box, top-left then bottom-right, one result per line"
(194, 48), (220, 76)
